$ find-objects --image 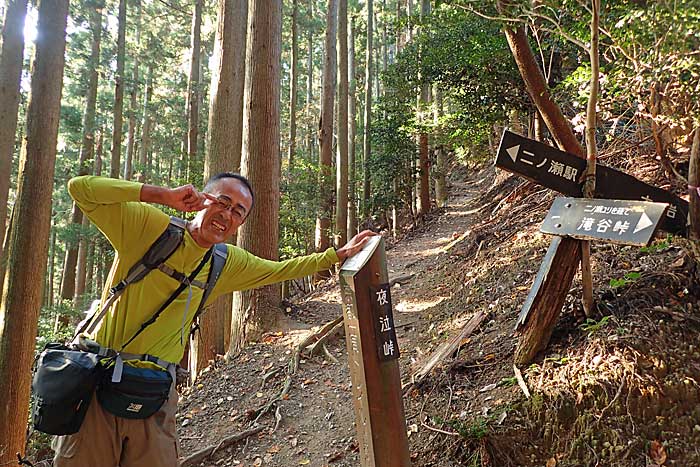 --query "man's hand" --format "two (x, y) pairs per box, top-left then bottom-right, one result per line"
(336, 230), (377, 262)
(141, 184), (212, 212)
